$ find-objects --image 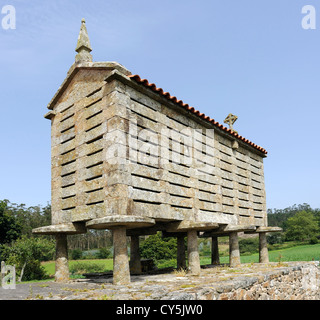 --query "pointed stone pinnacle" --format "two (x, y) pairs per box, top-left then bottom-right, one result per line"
(75, 18), (93, 63)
